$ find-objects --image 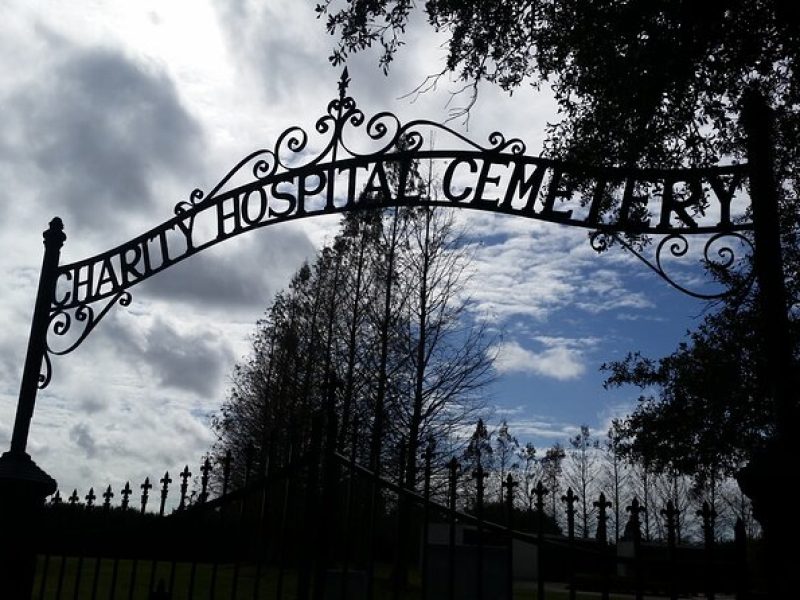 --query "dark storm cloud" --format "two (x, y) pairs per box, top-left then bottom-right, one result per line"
(209, 1), (464, 135)
(210, 0), (419, 107)
(212, 0), (328, 103)
(2, 40), (202, 231)
(97, 314), (234, 398)
(70, 422), (98, 458)
(140, 225), (314, 308)
(142, 318), (234, 397)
